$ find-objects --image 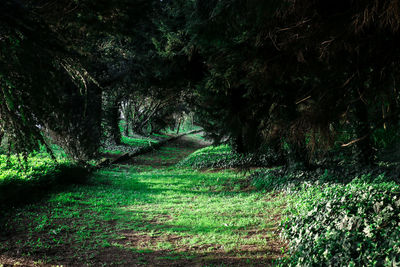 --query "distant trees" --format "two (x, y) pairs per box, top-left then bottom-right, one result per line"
(121, 91), (186, 136)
